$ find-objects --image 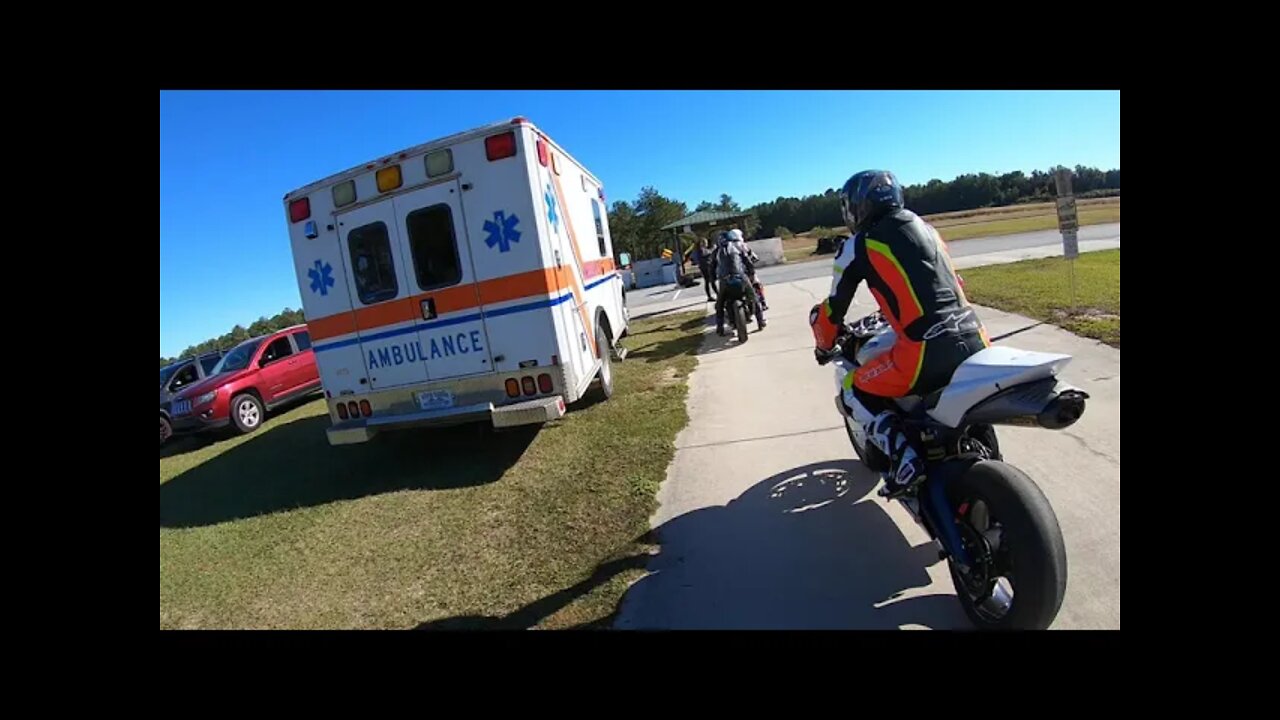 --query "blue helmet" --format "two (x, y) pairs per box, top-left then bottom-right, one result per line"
(840, 170), (904, 234)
